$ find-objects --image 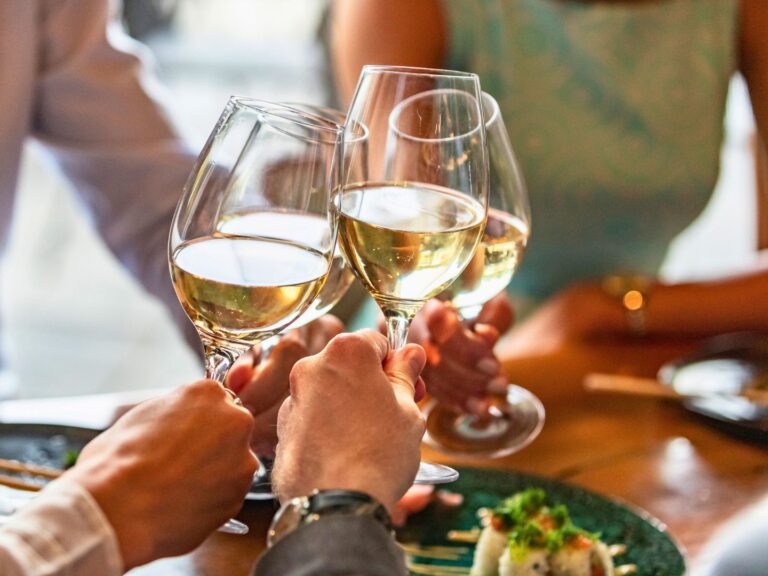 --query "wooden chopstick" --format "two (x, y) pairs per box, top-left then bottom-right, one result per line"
(584, 374), (680, 399)
(584, 373), (768, 406)
(0, 474), (43, 492)
(0, 459), (62, 480)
